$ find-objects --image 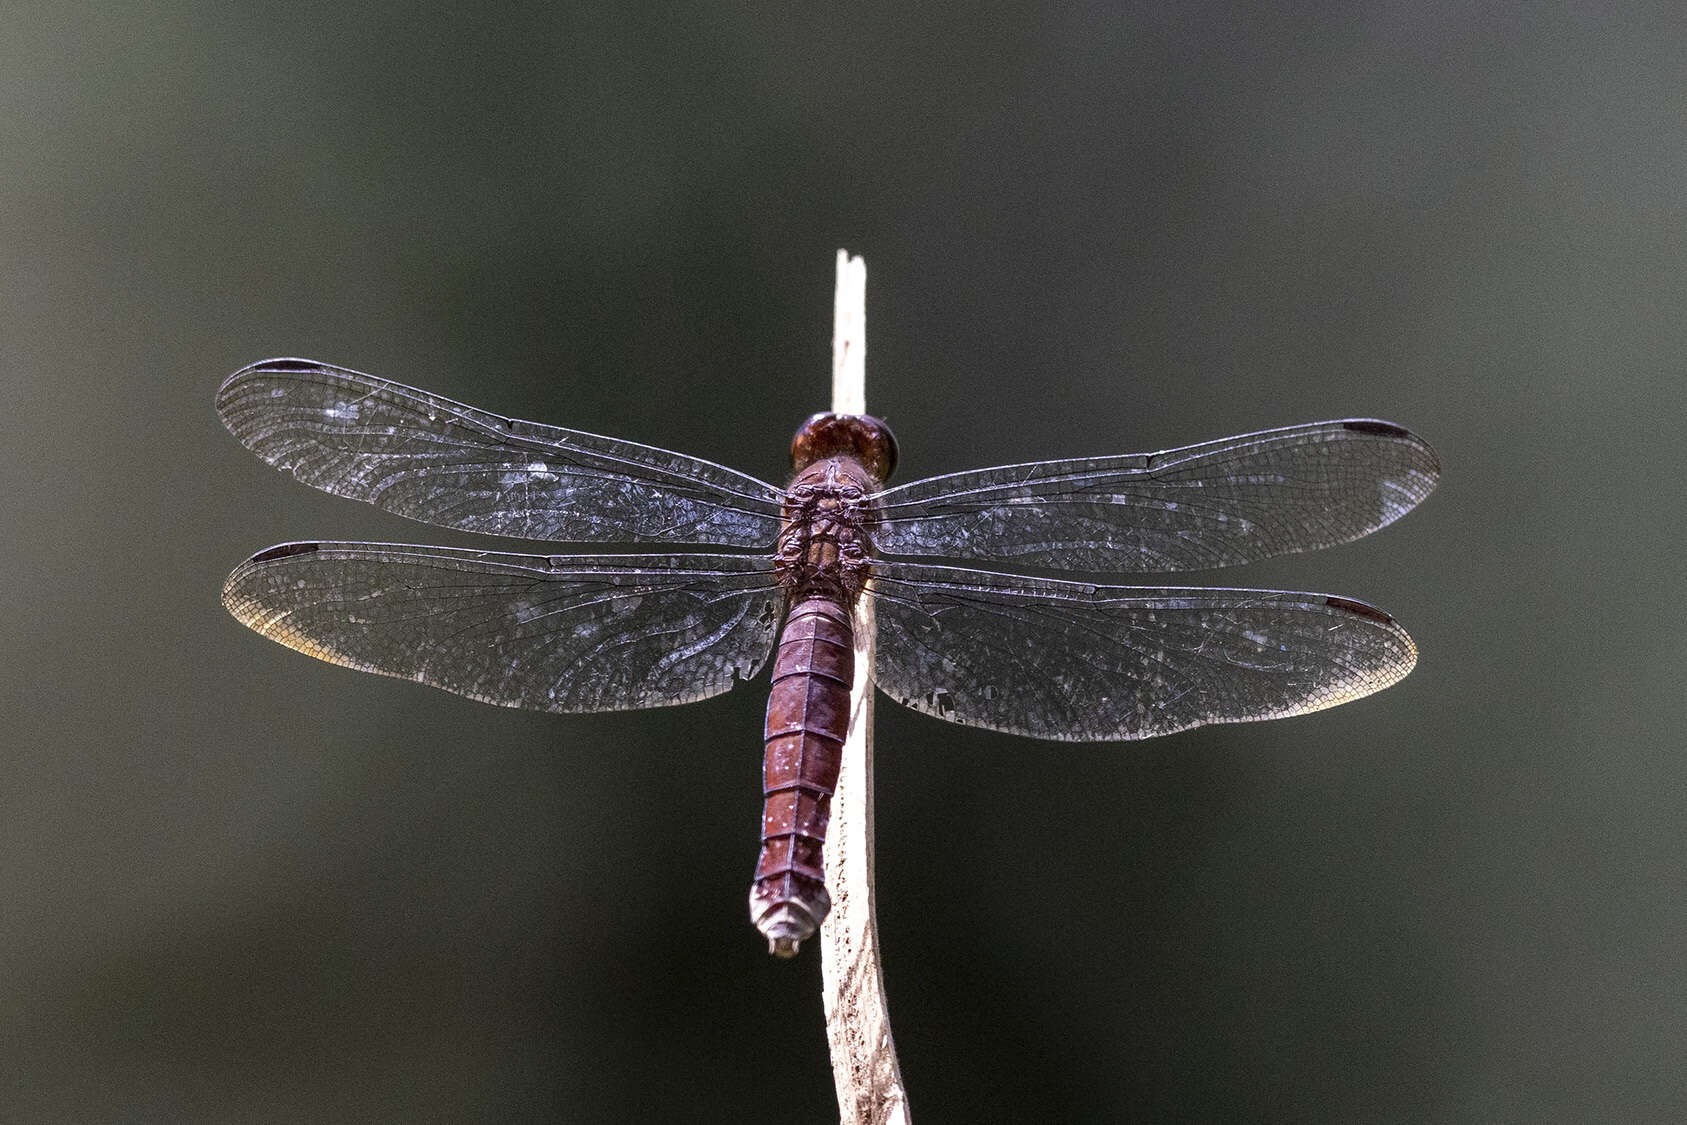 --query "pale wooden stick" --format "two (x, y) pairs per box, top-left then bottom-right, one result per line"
(820, 251), (911, 1125)
(831, 250), (868, 415)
